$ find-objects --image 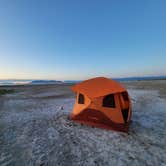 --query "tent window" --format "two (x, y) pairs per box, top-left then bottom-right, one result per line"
(78, 93), (84, 104)
(102, 94), (115, 108)
(121, 92), (129, 101)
